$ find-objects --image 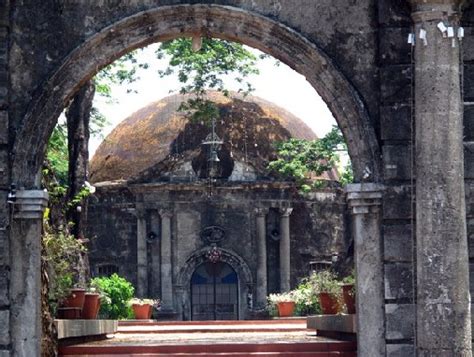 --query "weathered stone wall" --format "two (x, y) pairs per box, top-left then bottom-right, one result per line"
(462, 5), (474, 341)
(85, 186), (137, 287)
(377, 2), (416, 356)
(0, 0), (10, 355)
(86, 183), (347, 319)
